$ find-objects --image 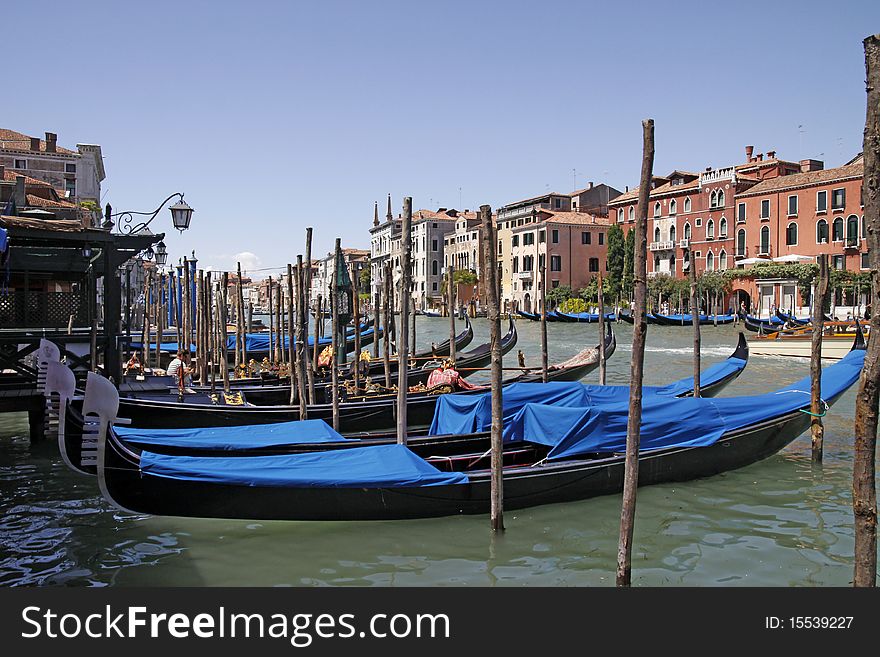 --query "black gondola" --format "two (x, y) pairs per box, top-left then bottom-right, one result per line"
(650, 313), (737, 326)
(91, 333), (863, 521)
(55, 331), (753, 476)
